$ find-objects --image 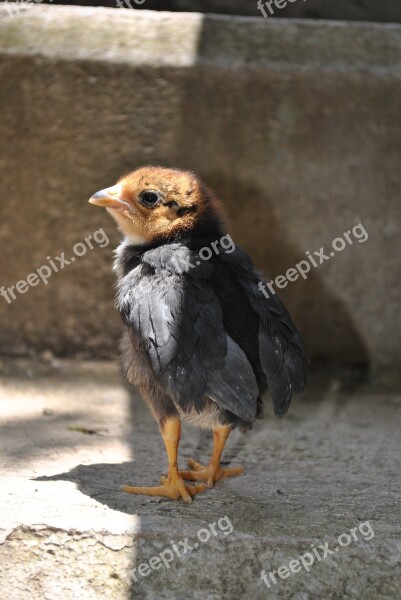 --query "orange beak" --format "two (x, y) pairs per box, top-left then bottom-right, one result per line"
(88, 184), (130, 211)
